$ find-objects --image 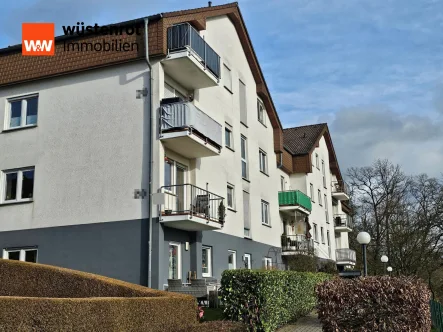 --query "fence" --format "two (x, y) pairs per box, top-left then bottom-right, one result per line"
(431, 300), (443, 331)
